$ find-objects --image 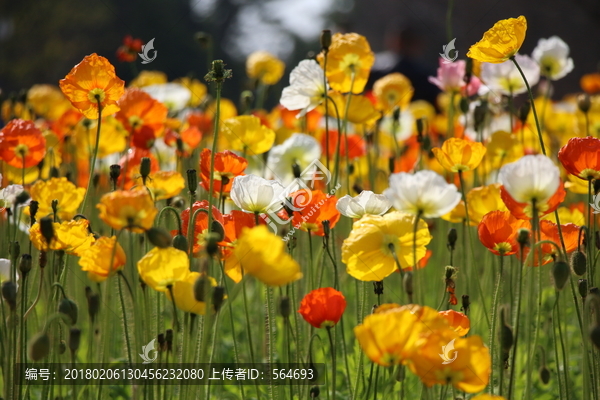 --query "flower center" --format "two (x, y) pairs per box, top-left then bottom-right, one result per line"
(580, 169), (600, 180)
(128, 115), (143, 129)
(493, 242), (512, 254)
(340, 53), (361, 76)
(87, 88), (106, 104)
(14, 144), (29, 157)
